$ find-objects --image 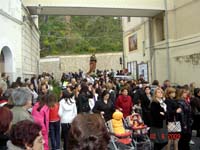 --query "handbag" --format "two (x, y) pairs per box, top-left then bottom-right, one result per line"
(167, 120), (181, 133)
(150, 126), (168, 143)
(167, 114), (182, 133)
(150, 120), (168, 143)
